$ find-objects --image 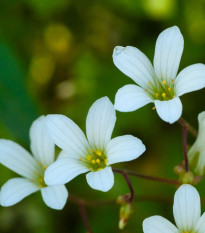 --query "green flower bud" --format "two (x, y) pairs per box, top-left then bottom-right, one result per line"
(119, 203), (134, 230)
(188, 112), (205, 175)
